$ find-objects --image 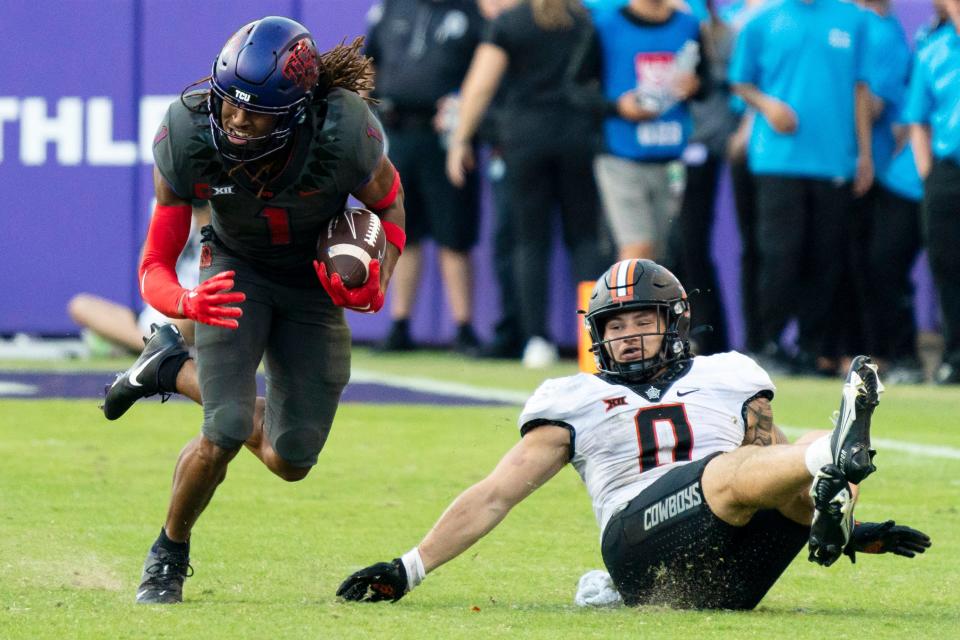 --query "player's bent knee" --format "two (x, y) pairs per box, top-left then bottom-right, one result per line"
(273, 427), (324, 470)
(701, 454), (755, 526)
(202, 404), (255, 449)
(275, 464), (312, 482)
(196, 435), (241, 469)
